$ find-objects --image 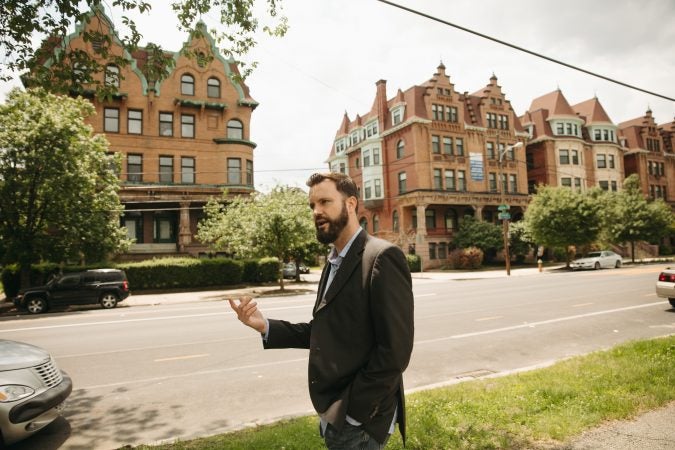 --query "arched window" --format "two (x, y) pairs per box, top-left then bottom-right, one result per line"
(445, 209), (457, 231)
(373, 215), (380, 233)
(181, 74), (195, 96)
(359, 217), (368, 231)
(227, 119), (244, 139)
(392, 210), (399, 233)
(207, 77), (221, 98)
(105, 64), (120, 87)
(396, 140), (405, 159)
